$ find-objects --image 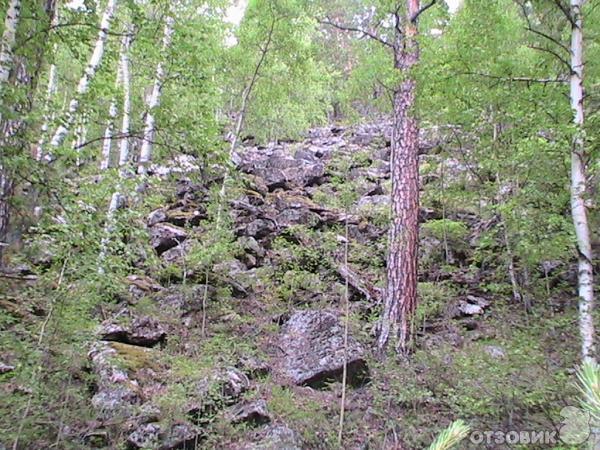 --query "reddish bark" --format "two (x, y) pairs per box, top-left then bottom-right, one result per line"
(377, 0), (422, 355)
